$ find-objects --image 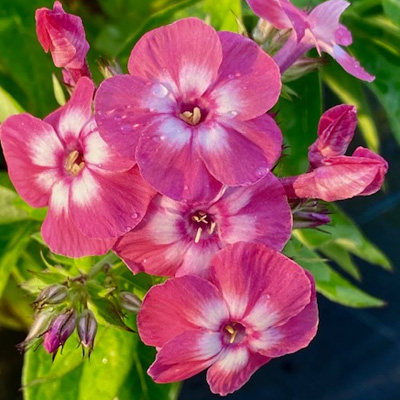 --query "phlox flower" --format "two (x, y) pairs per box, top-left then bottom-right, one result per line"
(247, 0), (375, 81)
(138, 242), (318, 396)
(0, 77), (154, 257)
(114, 172), (292, 278)
(95, 18), (282, 202)
(35, 1), (91, 86)
(281, 105), (388, 202)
